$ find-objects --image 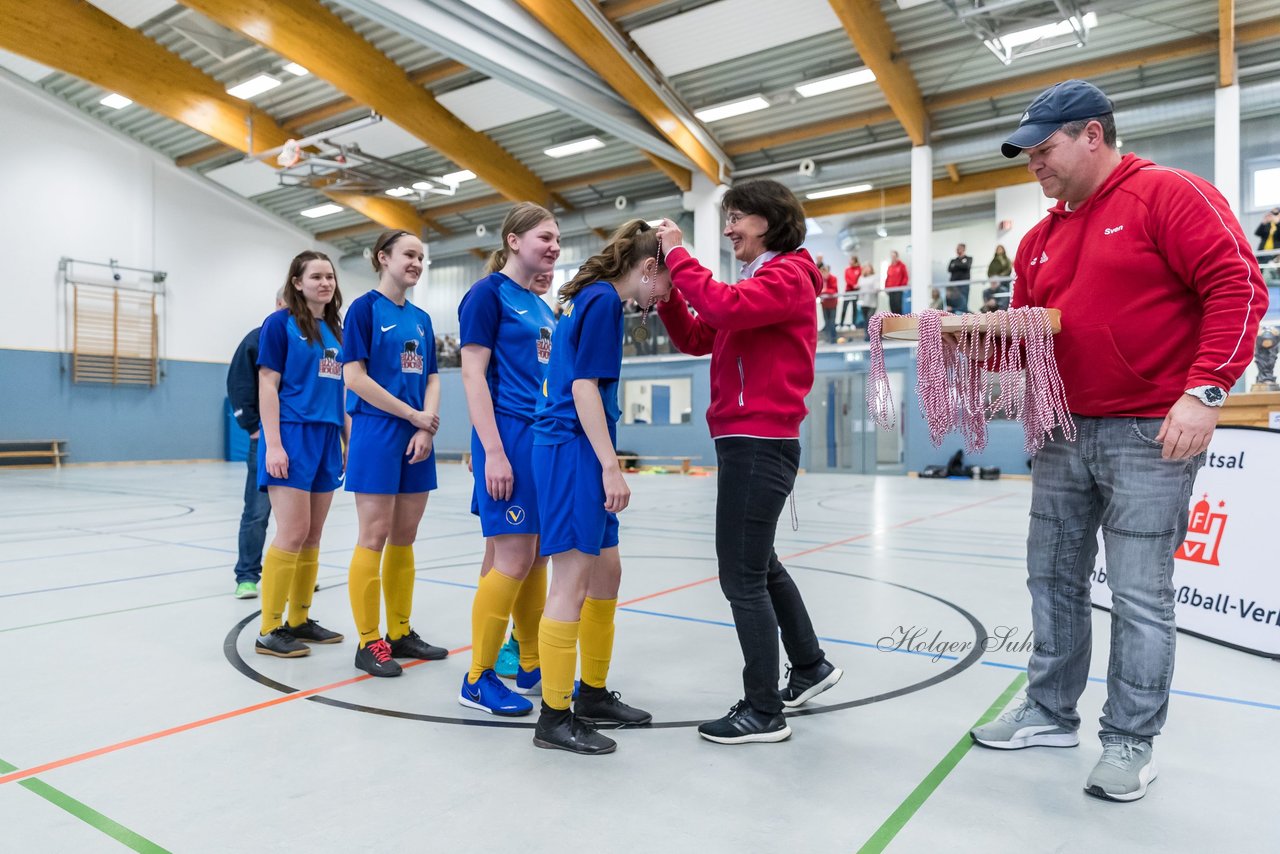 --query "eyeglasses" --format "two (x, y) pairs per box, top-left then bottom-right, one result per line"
(725, 211), (748, 225)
